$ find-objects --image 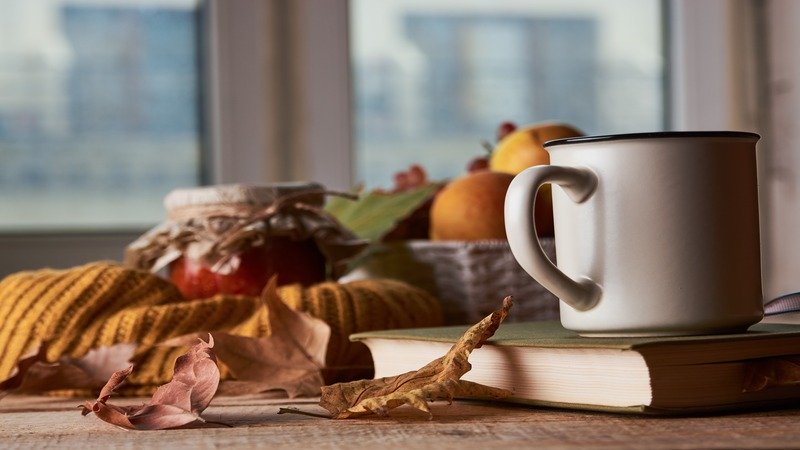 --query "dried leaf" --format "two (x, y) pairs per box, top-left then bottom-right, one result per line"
(81, 335), (220, 430)
(743, 356), (800, 392)
(162, 278), (331, 398)
(128, 404), (205, 430)
(86, 402), (136, 429)
(149, 337), (219, 413)
(0, 345), (49, 398)
(11, 363), (99, 395)
(97, 365), (135, 403)
(216, 278), (329, 397)
(320, 297), (514, 419)
(0, 343), (136, 399)
(69, 343), (137, 383)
